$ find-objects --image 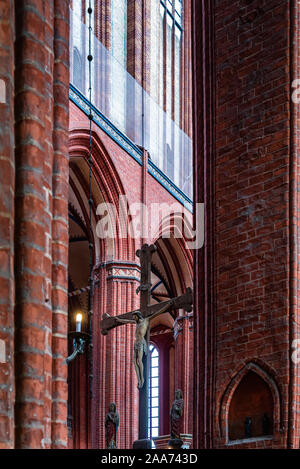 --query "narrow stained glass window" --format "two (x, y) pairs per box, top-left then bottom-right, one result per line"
(111, 0), (127, 132)
(148, 344), (160, 439)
